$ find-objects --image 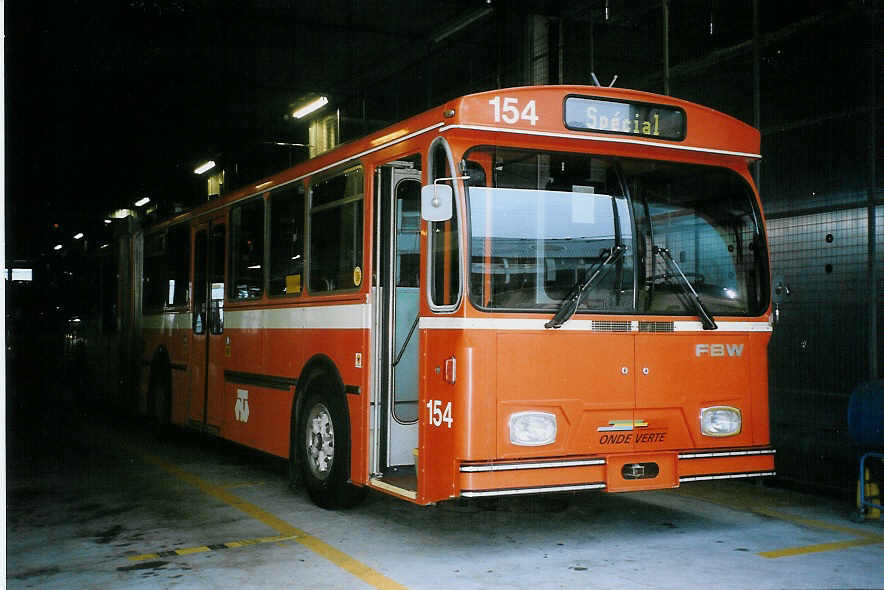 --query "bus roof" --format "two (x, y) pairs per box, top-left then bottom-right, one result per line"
(440, 85), (760, 162)
(171, 85), (759, 225)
